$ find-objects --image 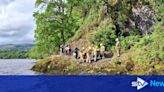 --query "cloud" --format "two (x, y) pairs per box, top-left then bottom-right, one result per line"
(0, 0), (15, 6)
(0, 0), (35, 45)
